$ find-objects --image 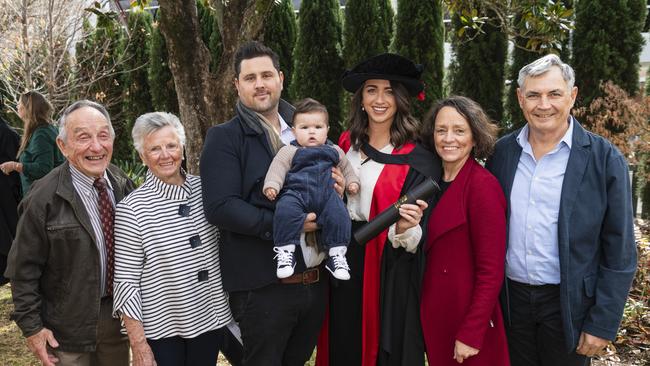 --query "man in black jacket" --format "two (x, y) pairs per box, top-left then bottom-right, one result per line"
(201, 41), (342, 366)
(5, 100), (134, 366)
(0, 92), (20, 285)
